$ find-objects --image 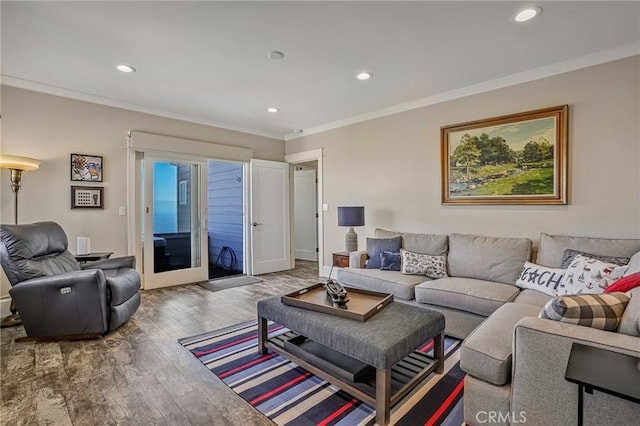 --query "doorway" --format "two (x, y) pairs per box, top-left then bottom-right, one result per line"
(285, 149), (324, 277)
(207, 160), (244, 280)
(294, 164), (318, 261)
